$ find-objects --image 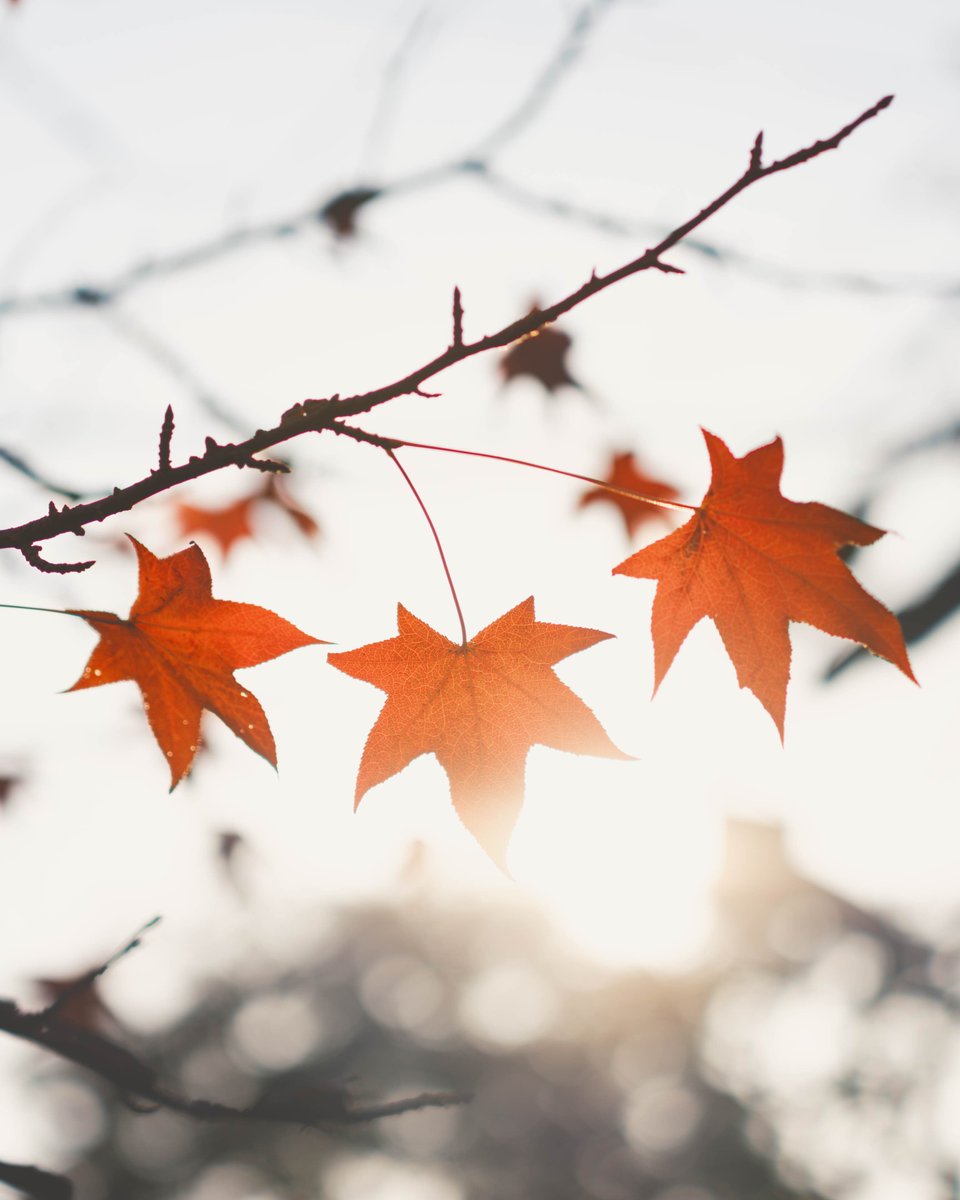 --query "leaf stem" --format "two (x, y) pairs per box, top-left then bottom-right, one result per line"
(385, 449), (469, 646)
(0, 602), (84, 618)
(391, 438), (698, 513)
